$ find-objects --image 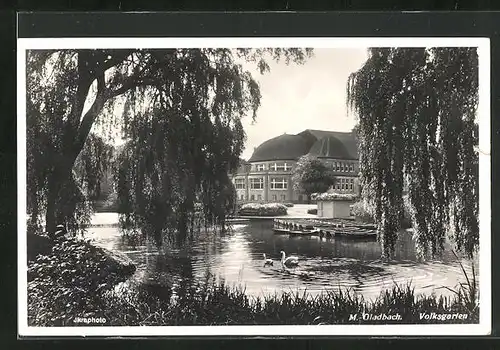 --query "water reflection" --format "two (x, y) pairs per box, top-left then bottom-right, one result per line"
(87, 217), (477, 301)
